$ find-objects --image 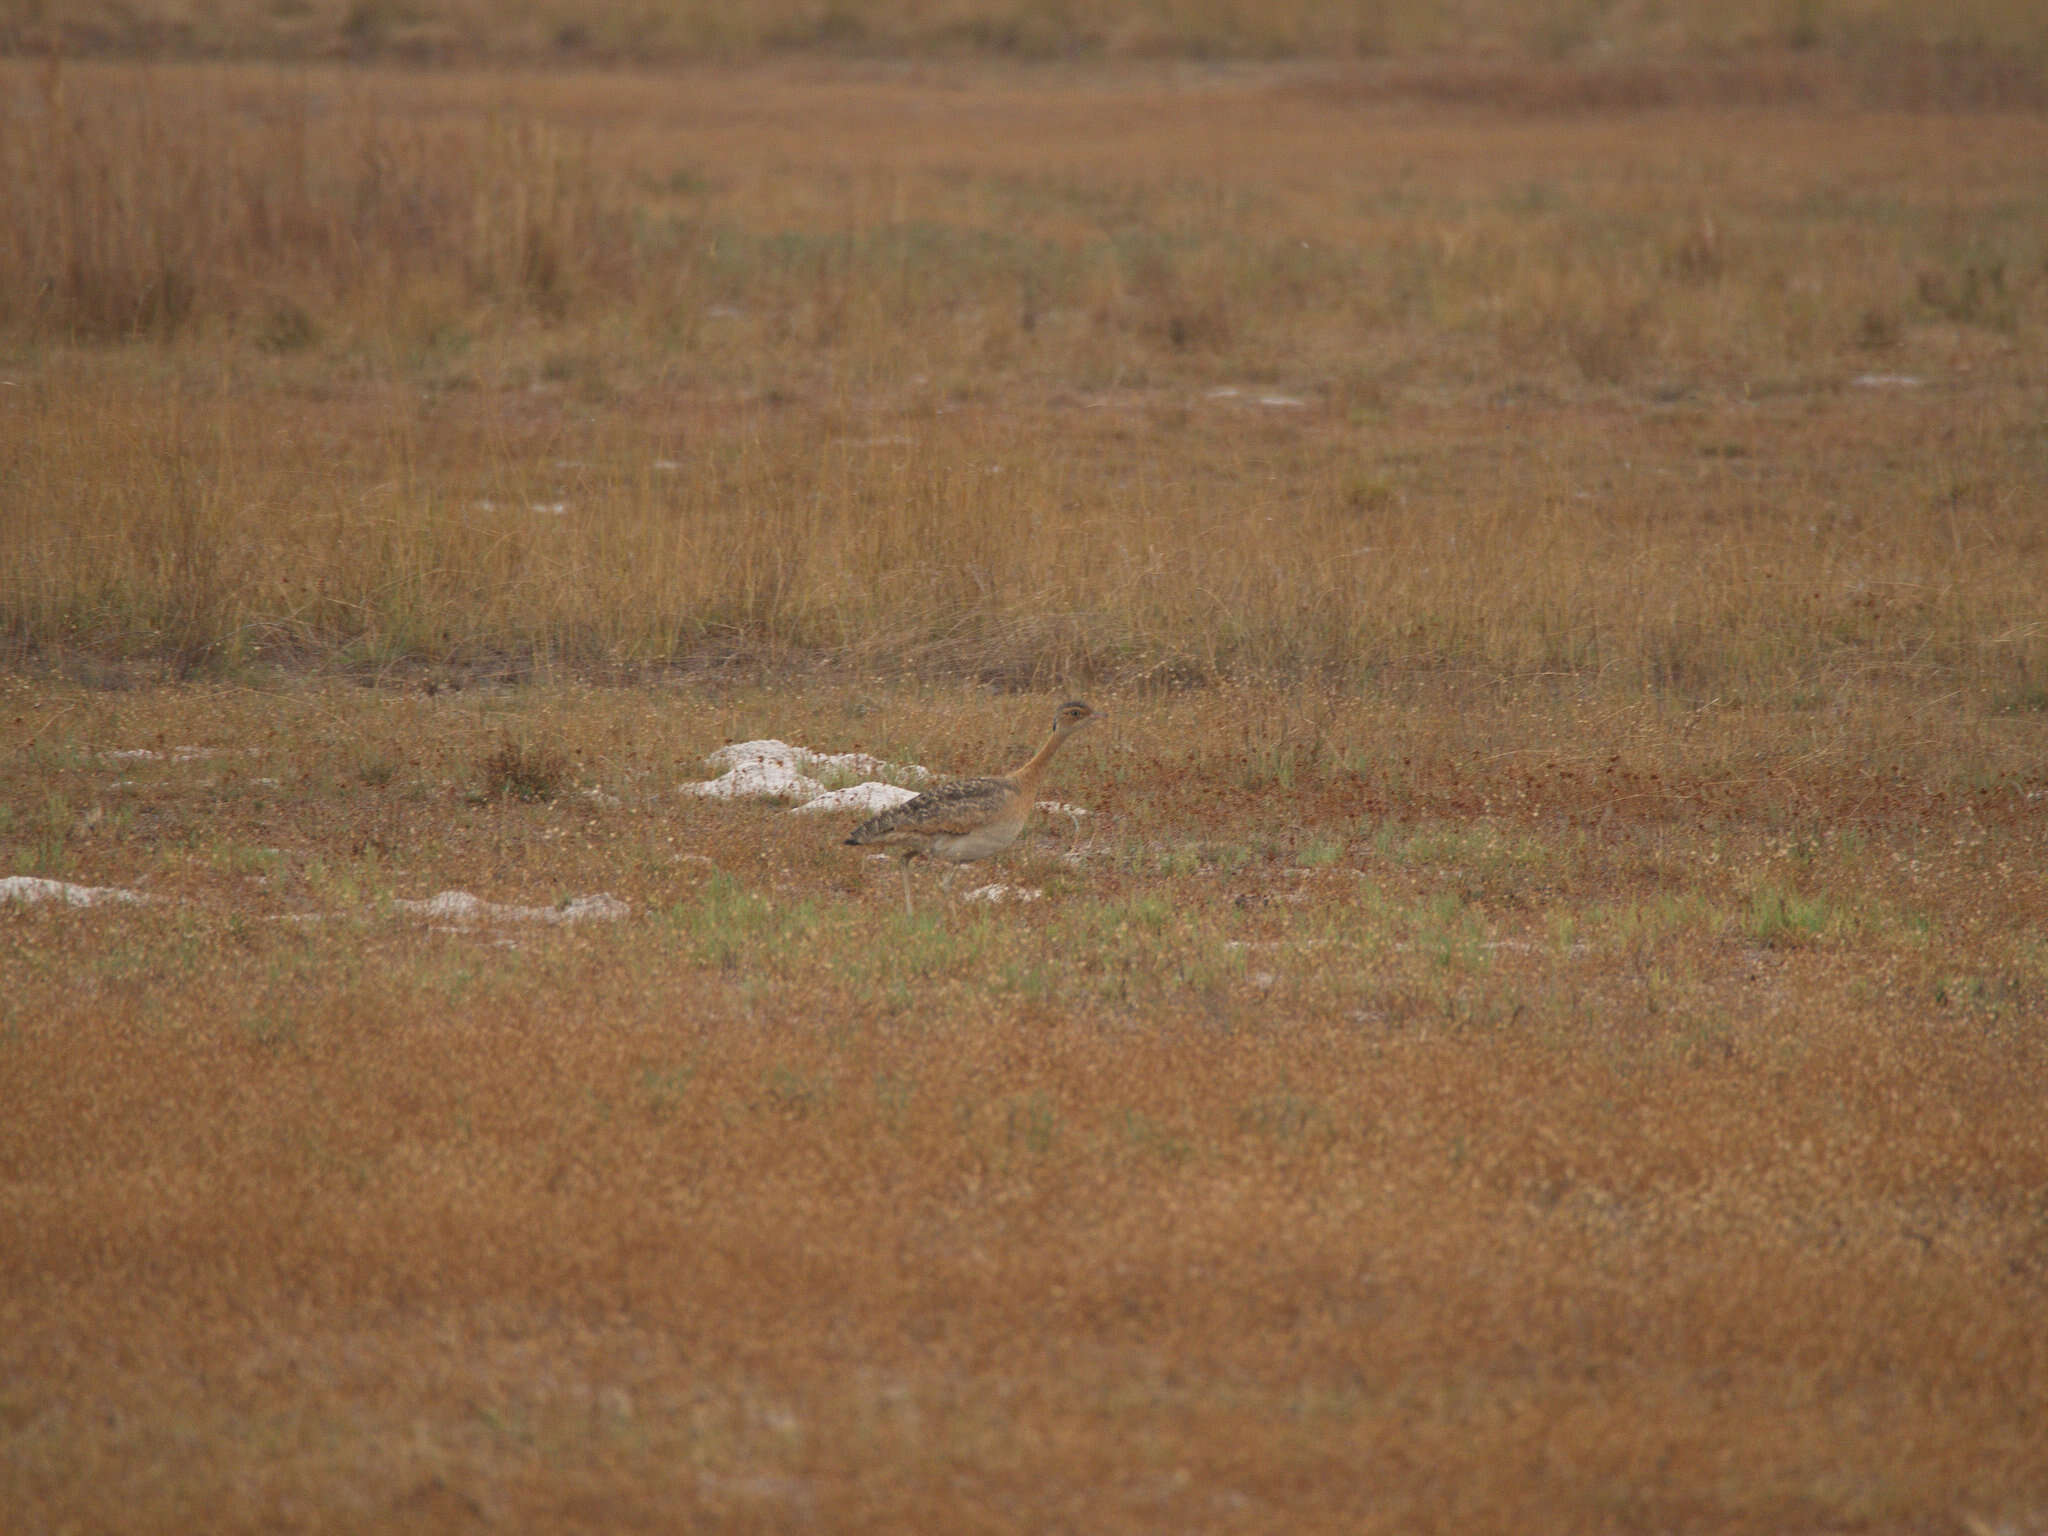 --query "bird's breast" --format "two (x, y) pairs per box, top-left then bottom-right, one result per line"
(927, 816), (1026, 864)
